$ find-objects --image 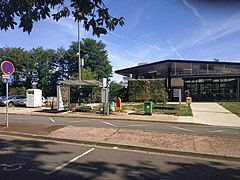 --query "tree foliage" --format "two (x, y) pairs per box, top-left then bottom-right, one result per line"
(67, 38), (112, 80)
(0, 38), (112, 97)
(0, 0), (124, 37)
(109, 81), (128, 101)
